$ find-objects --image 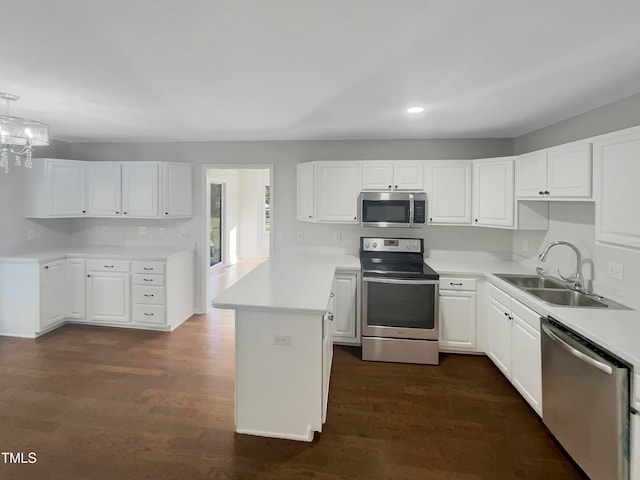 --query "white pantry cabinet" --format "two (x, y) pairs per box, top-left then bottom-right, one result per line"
(438, 276), (477, 352)
(472, 157), (515, 228)
(486, 283), (542, 416)
(315, 162), (361, 223)
(362, 161), (424, 191)
(515, 142), (592, 199)
(24, 159), (87, 217)
(86, 260), (131, 324)
(426, 160), (472, 225)
(331, 272), (359, 345)
(40, 259), (68, 330)
(593, 127), (640, 250)
(297, 163), (315, 222)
